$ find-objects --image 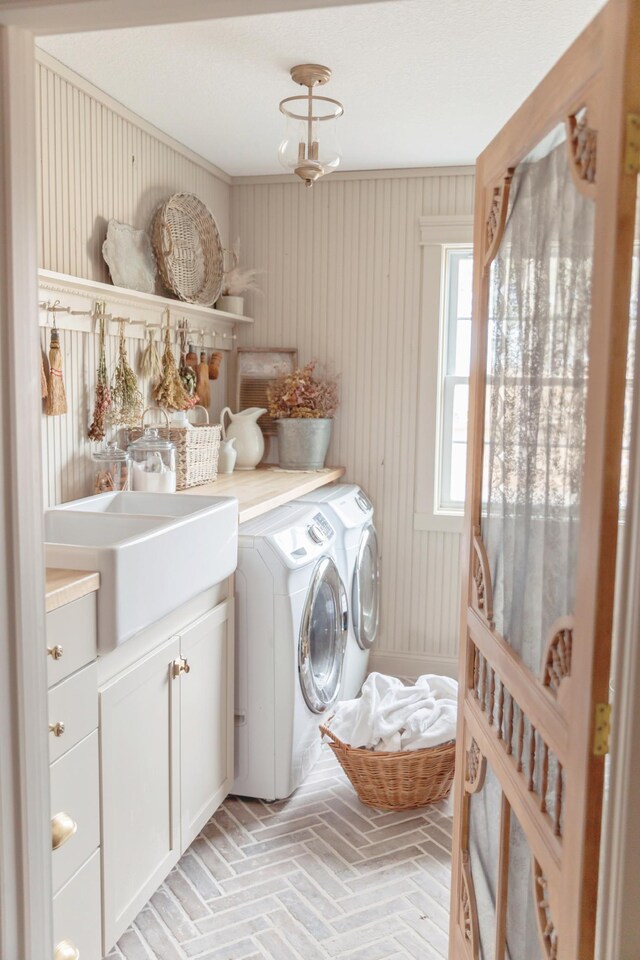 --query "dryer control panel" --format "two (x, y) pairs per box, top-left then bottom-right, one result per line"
(308, 512), (335, 544)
